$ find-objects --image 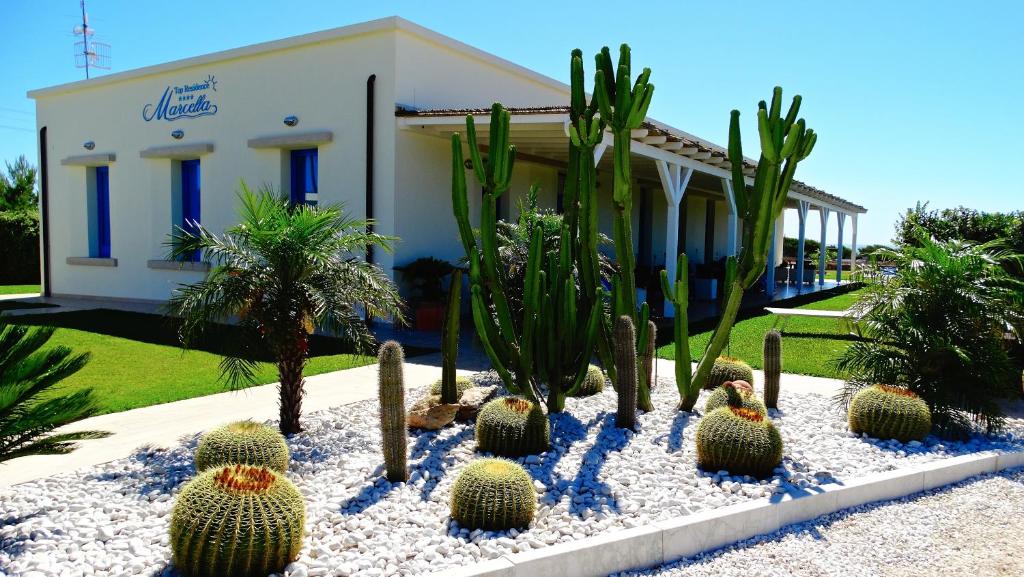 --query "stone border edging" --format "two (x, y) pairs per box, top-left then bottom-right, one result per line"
(430, 450), (1024, 577)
